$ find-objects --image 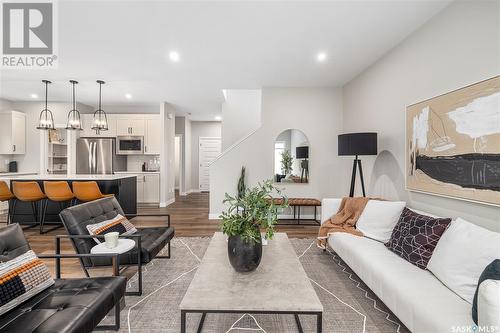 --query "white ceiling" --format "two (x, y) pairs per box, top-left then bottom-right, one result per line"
(0, 0), (452, 120)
